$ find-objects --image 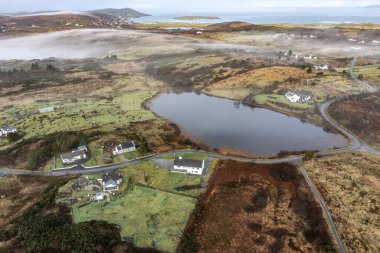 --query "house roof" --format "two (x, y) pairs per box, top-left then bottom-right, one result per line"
(296, 92), (310, 98)
(61, 150), (86, 160)
(117, 141), (135, 150)
(174, 157), (204, 168)
(101, 172), (122, 185)
(2, 125), (16, 132)
(77, 145), (88, 151)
